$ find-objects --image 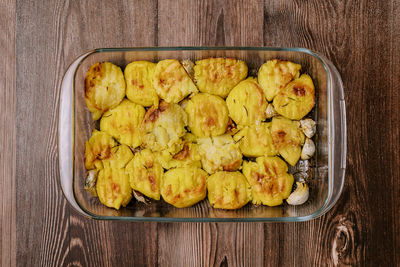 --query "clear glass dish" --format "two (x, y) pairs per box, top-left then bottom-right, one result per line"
(58, 47), (346, 222)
